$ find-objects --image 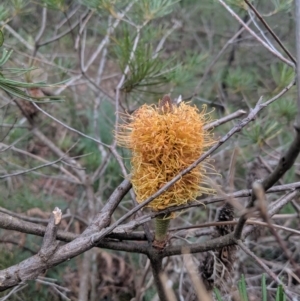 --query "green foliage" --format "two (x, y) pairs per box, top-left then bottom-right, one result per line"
(0, 45), (62, 102)
(273, 97), (297, 124)
(80, 0), (131, 15)
(77, 137), (101, 172)
(262, 274), (267, 301)
(167, 51), (208, 91)
(137, 0), (180, 21)
(276, 285), (287, 301)
(143, 287), (156, 301)
(96, 100), (115, 144)
(224, 66), (257, 94)
(0, 187), (66, 212)
(238, 274), (249, 301)
(114, 29), (173, 94)
(214, 287), (223, 301)
(243, 118), (281, 147)
(270, 63), (295, 92)
(214, 274), (287, 301)
(81, 0), (179, 21)
(7, 125), (29, 145)
(0, 48), (12, 68)
(9, 0), (24, 8)
(281, 202), (296, 214)
(0, 4), (9, 20)
(270, 0), (293, 14)
(0, 4), (68, 109)
(224, 0), (247, 10)
(0, 247), (31, 270)
(40, 0), (67, 11)
(53, 57), (76, 80)
(0, 29), (3, 47)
